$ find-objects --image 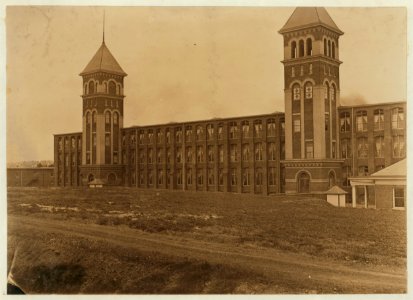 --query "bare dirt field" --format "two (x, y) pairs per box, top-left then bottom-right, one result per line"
(7, 187), (406, 294)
